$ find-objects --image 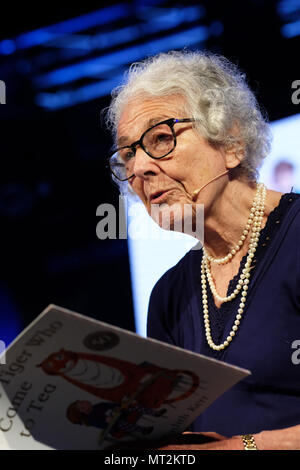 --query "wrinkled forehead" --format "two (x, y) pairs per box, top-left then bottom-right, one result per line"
(116, 94), (189, 145)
